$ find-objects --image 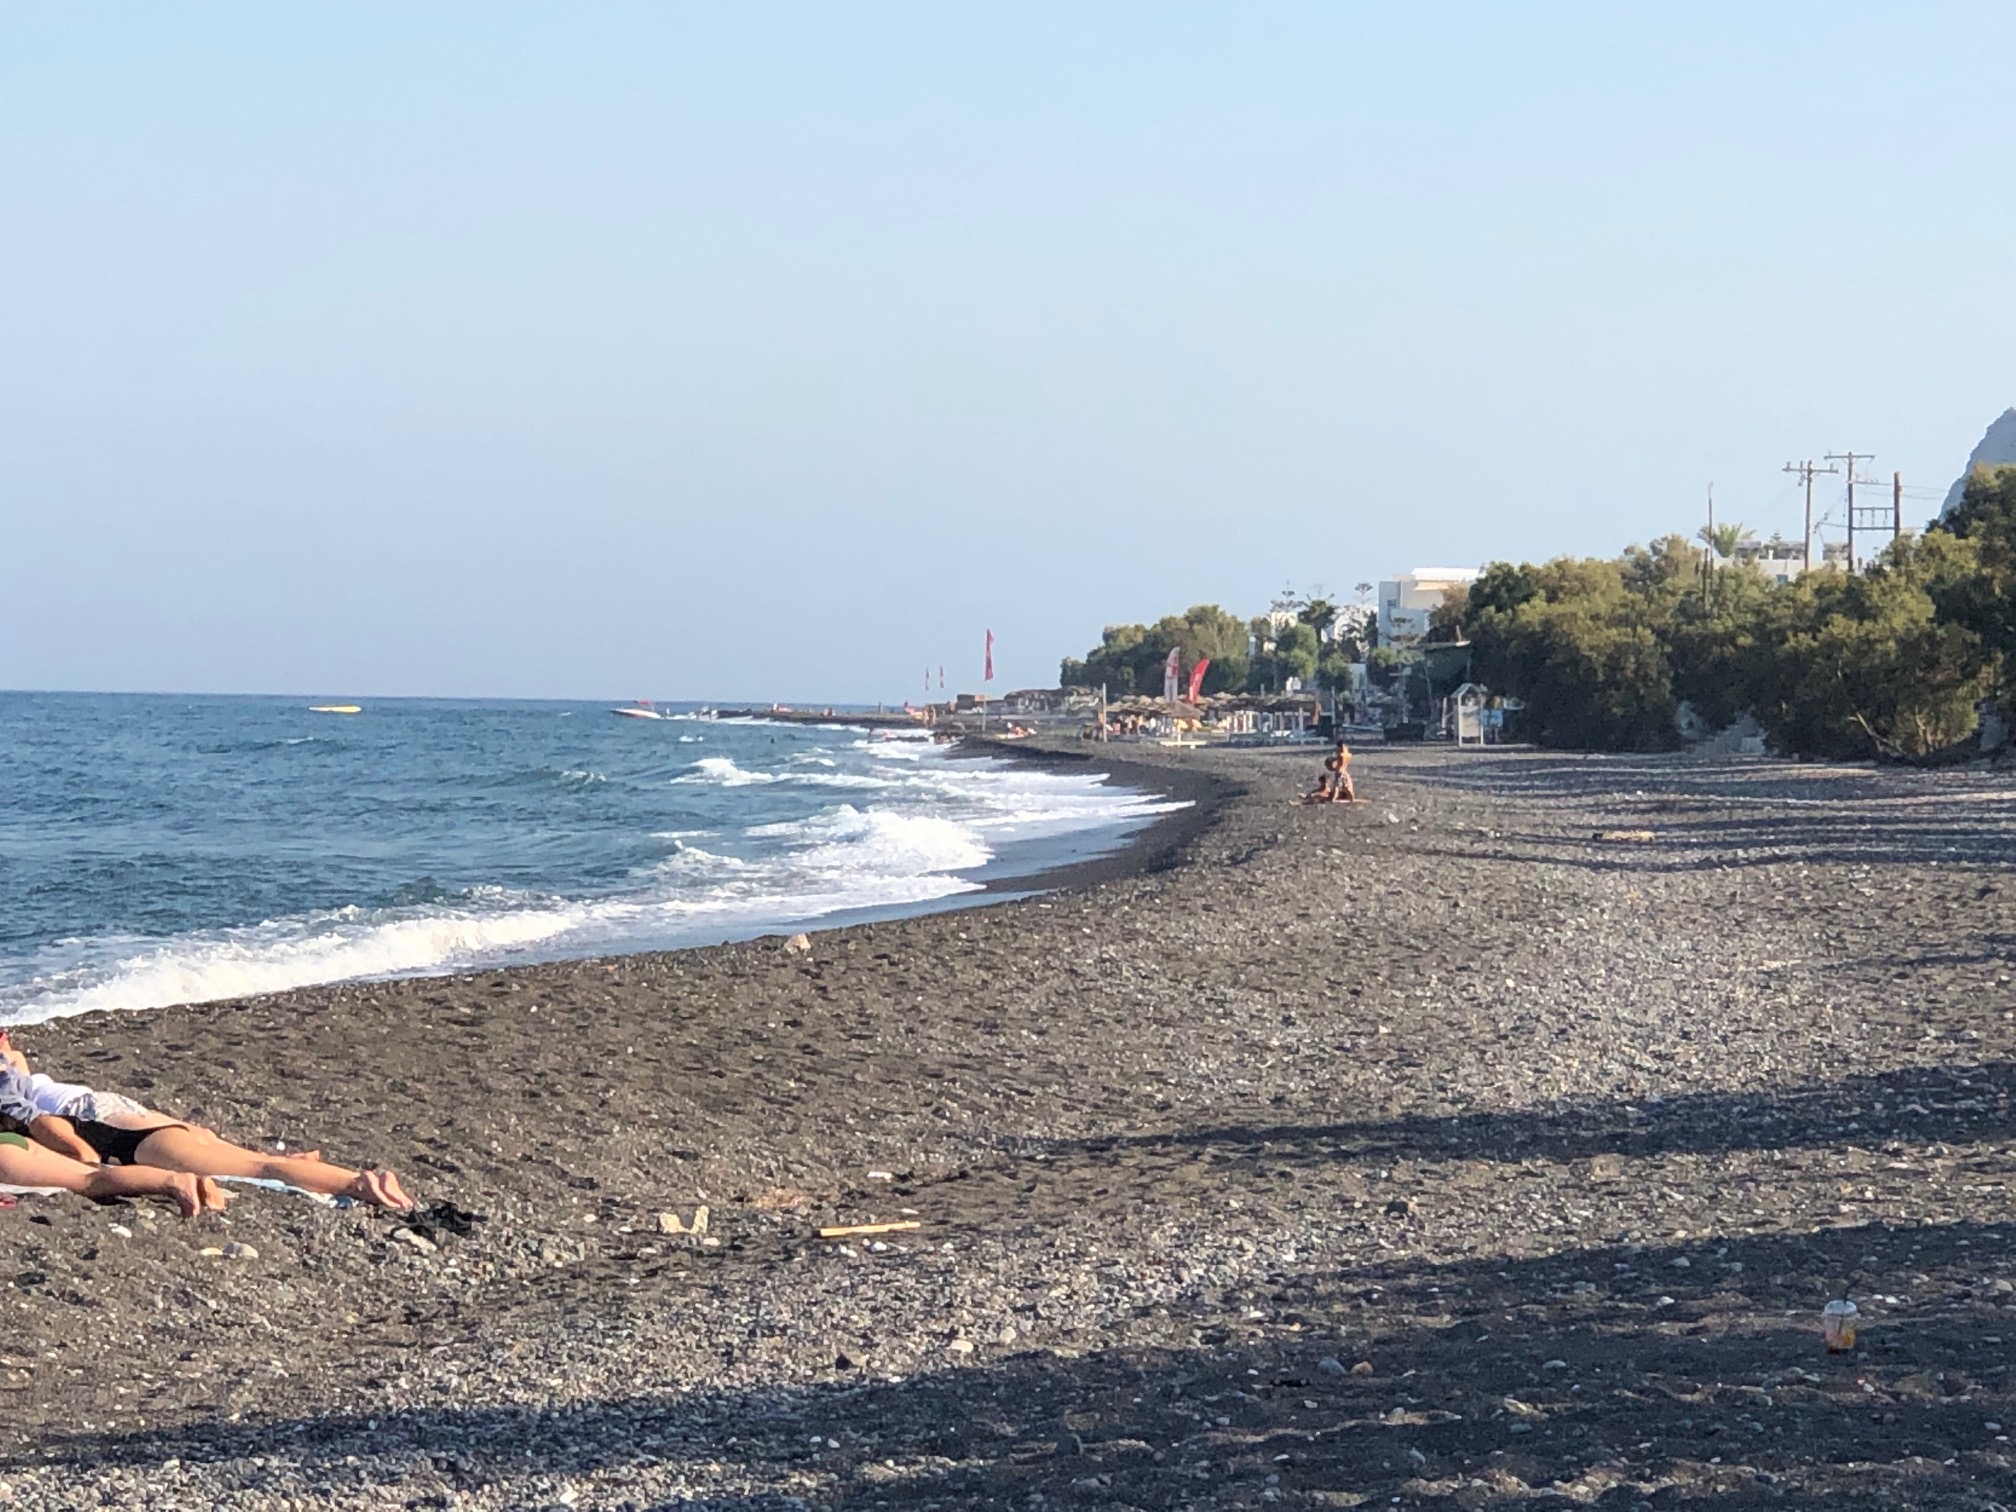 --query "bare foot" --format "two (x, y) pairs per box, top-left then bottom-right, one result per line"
(368, 1168), (415, 1211)
(346, 1168), (415, 1211)
(198, 1177), (231, 1212)
(166, 1172), (203, 1219)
